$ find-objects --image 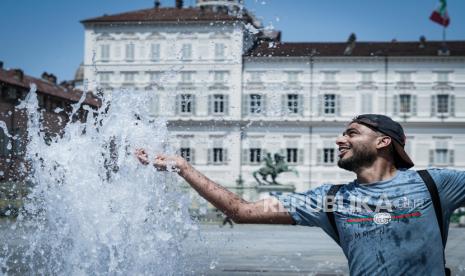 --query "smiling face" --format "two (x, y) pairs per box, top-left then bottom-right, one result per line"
(336, 123), (387, 172)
